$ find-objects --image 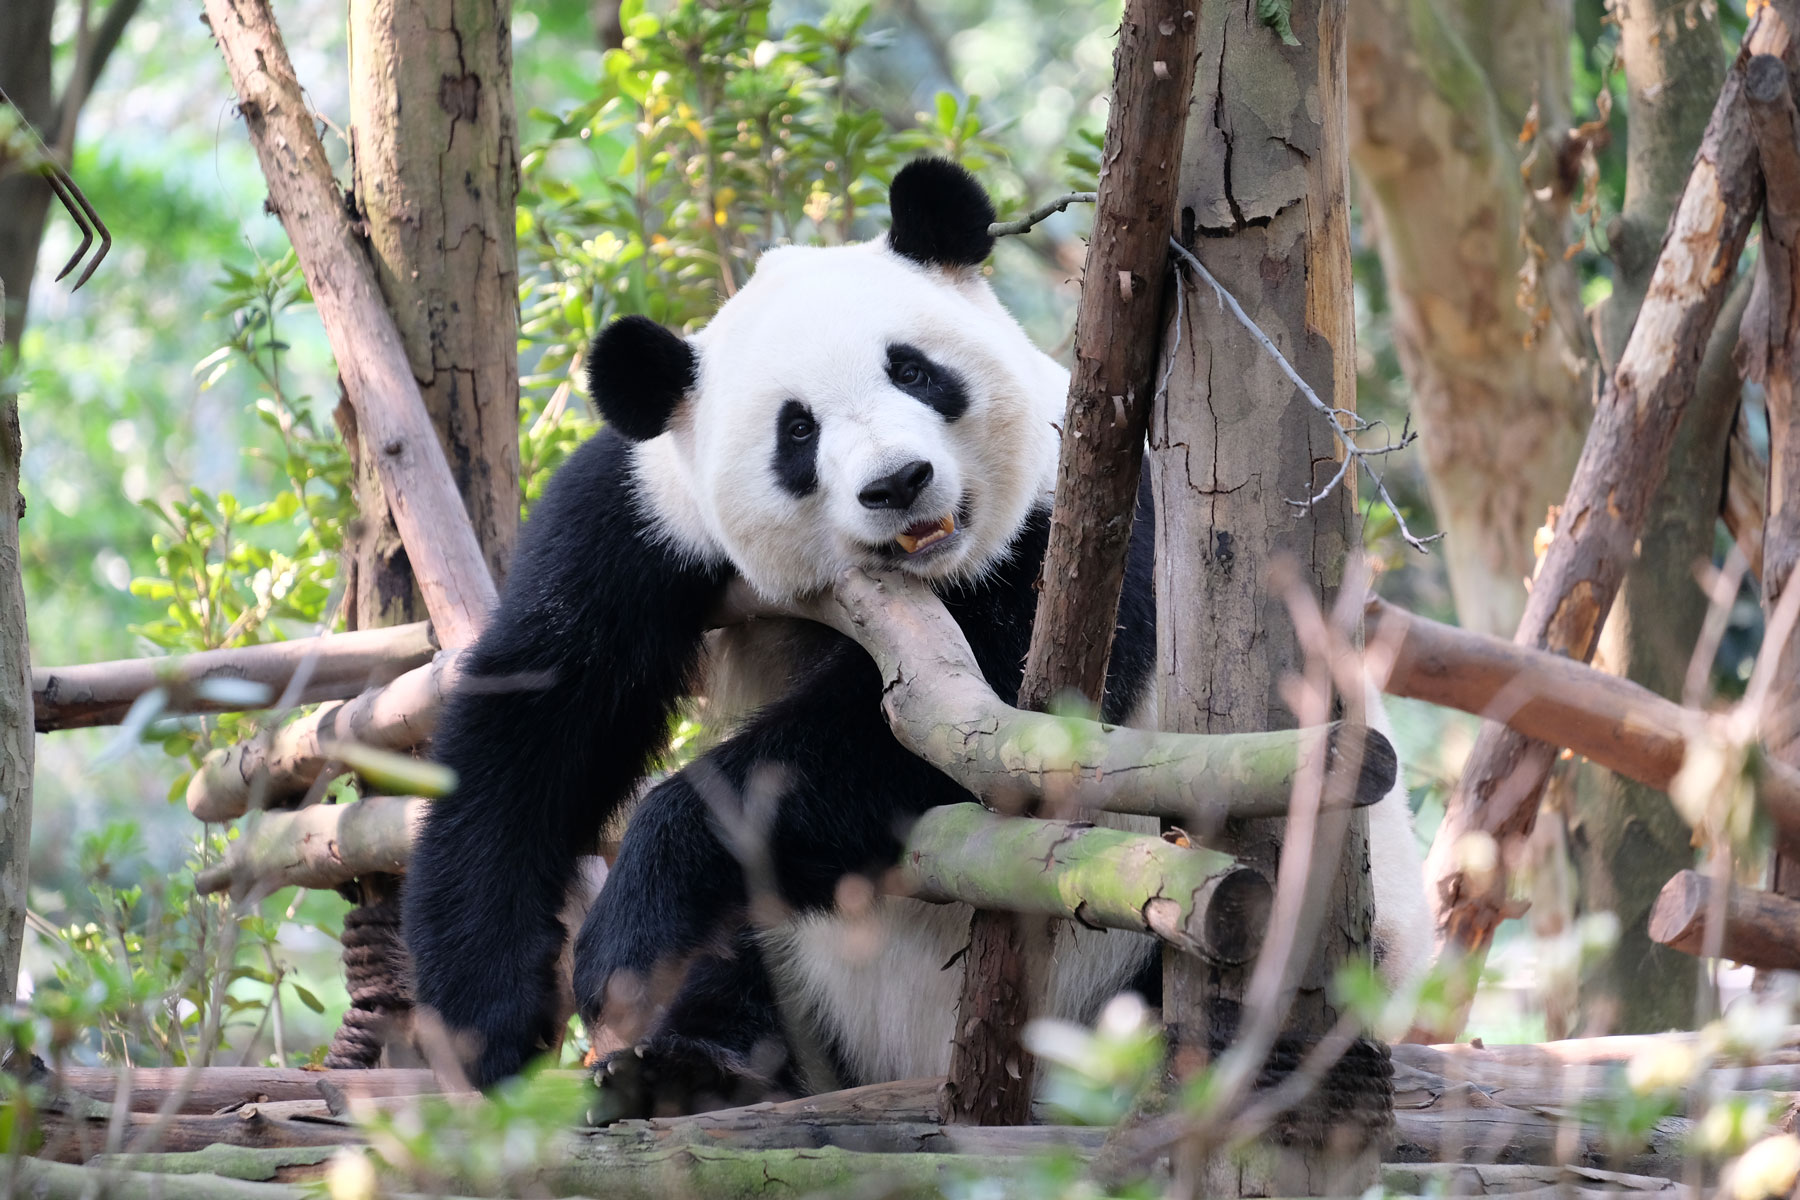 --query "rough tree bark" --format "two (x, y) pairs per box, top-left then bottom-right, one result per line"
(944, 0), (1197, 1124)
(329, 0), (521, 1069)
(1566, 0), (1730, 1038)
(203, 0), (499, 648)
(1153, 0), (1386, 1191)
(1741, 47), (1800, 931)
(1421, 0), (1800, 1035)
(0, 285), (34, 1002)
(1346, 0), (1591, 636)
(1649, 869), (1800, 971)
(341, 0), (521, 624)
